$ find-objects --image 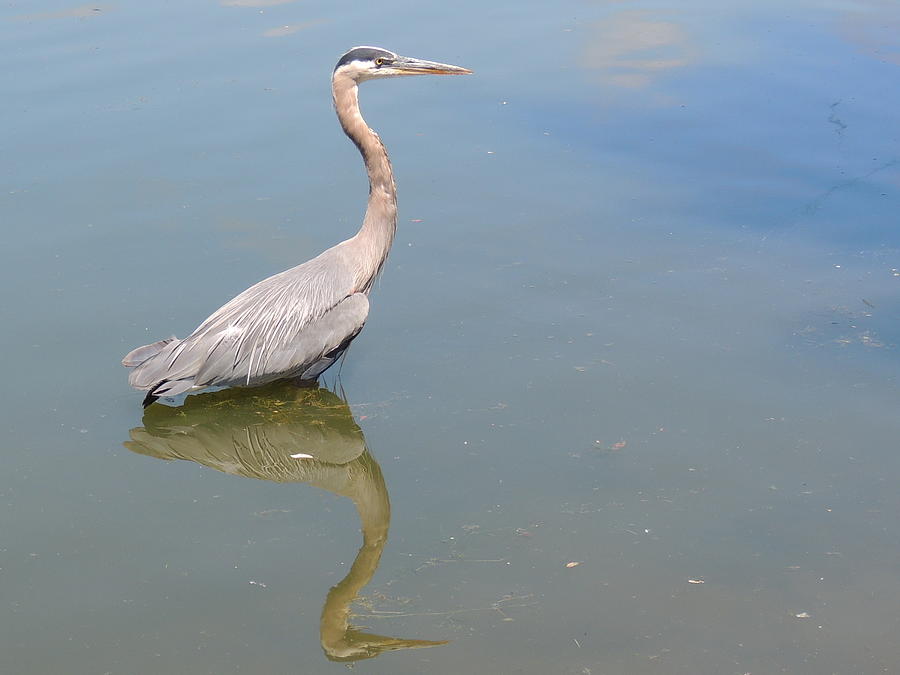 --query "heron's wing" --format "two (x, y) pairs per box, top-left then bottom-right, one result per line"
(128, 339), (196, 390)
(128, 246), (361, 391)
(194, 292), (369, 387)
